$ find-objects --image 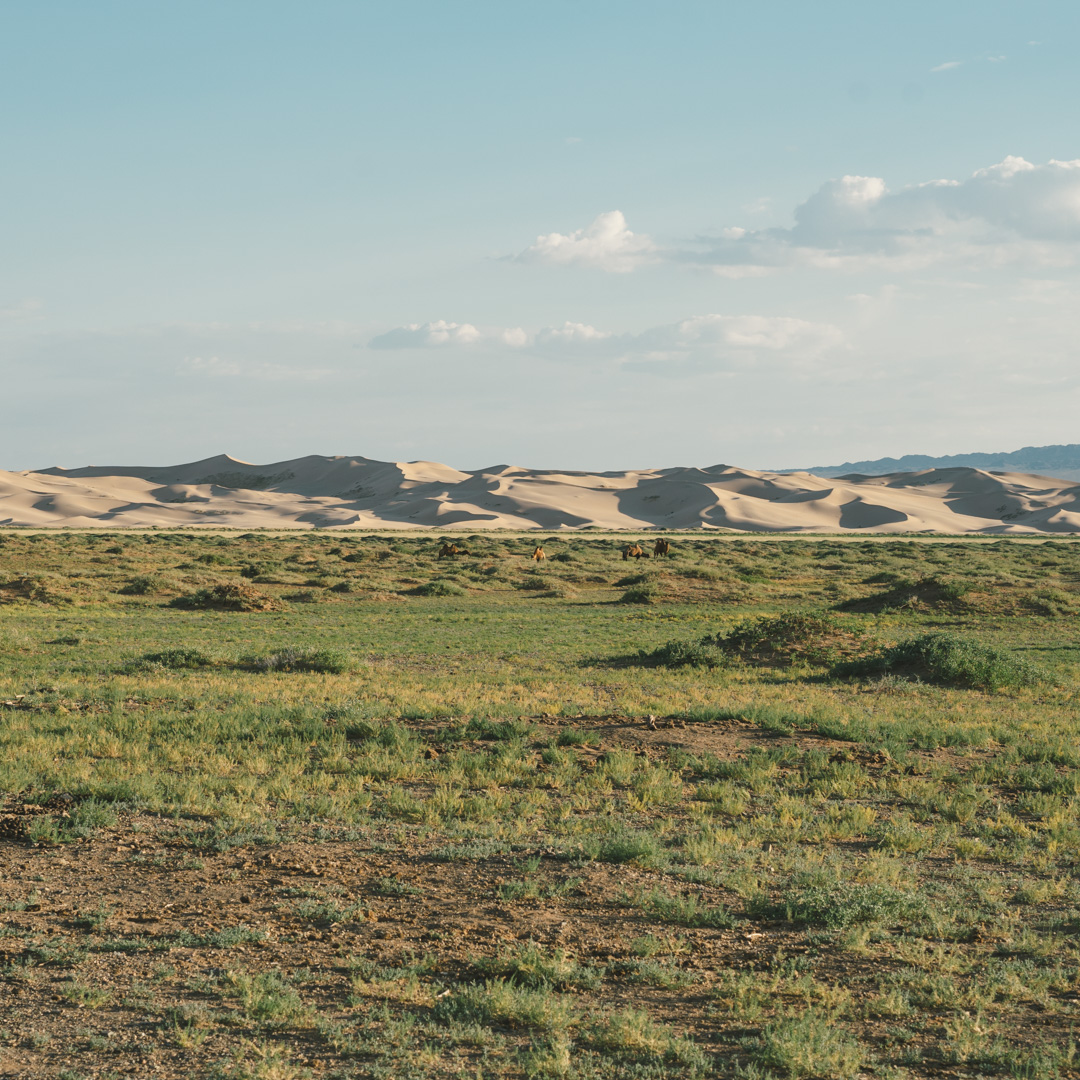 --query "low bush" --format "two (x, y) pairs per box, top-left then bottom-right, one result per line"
(475, 942), (600, 991)
(245, 647), (352, 674)
(746, 1009), (864, 1079)
(127, 647), (215, 671)
(168, 583), (285, 612)
(117, 575), (170, 595)
(636, 638), (724, 669)
(833, 632), (1048, 690)
(749, 880), (922, 928)
(619, 584), (659, 605)
(410, 580), (467, 597)
(712, 611), (866, 665)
